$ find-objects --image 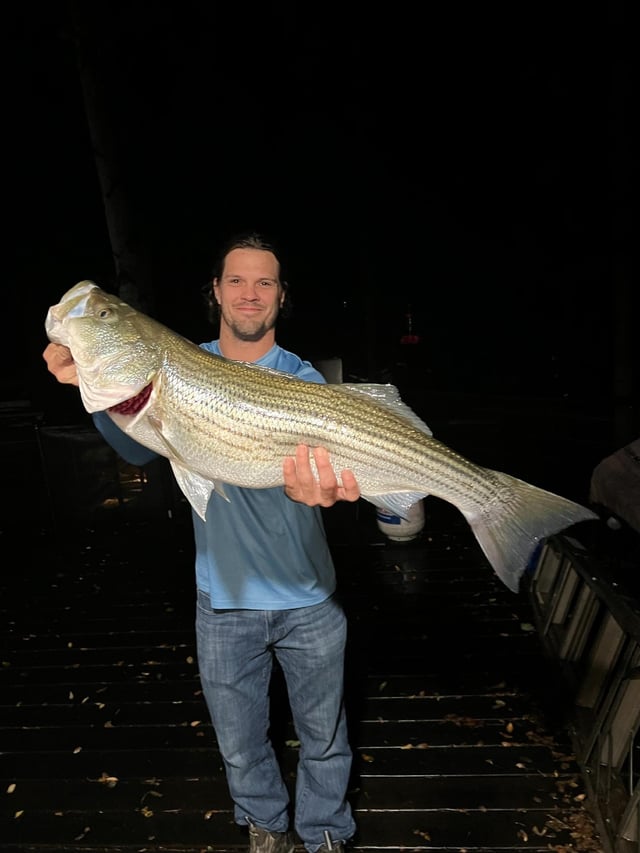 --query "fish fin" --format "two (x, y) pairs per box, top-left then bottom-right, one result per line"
(338, 383), (433, 436)
(169, 461), (230, 521)
(462, 472), (599, 593)
(362, 491), (428, 518)
(143, 414), (232, 518)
